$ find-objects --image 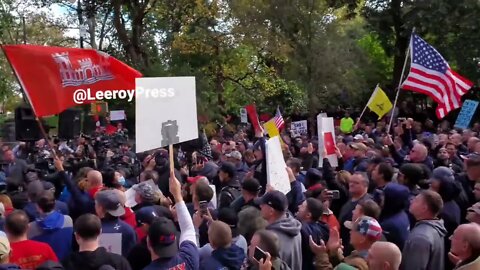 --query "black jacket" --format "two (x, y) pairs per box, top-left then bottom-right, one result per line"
(127, 239), (150, 270)
(62, 247), (132, 270)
